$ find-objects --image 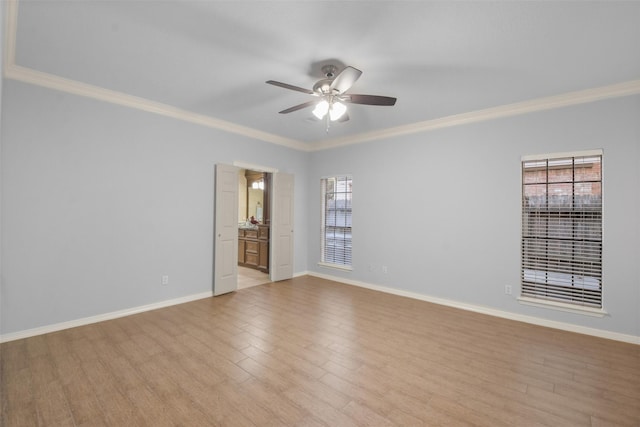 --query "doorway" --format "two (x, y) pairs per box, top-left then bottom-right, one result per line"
(237, 168), (271, 289)
(214, 163), (294, 295)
